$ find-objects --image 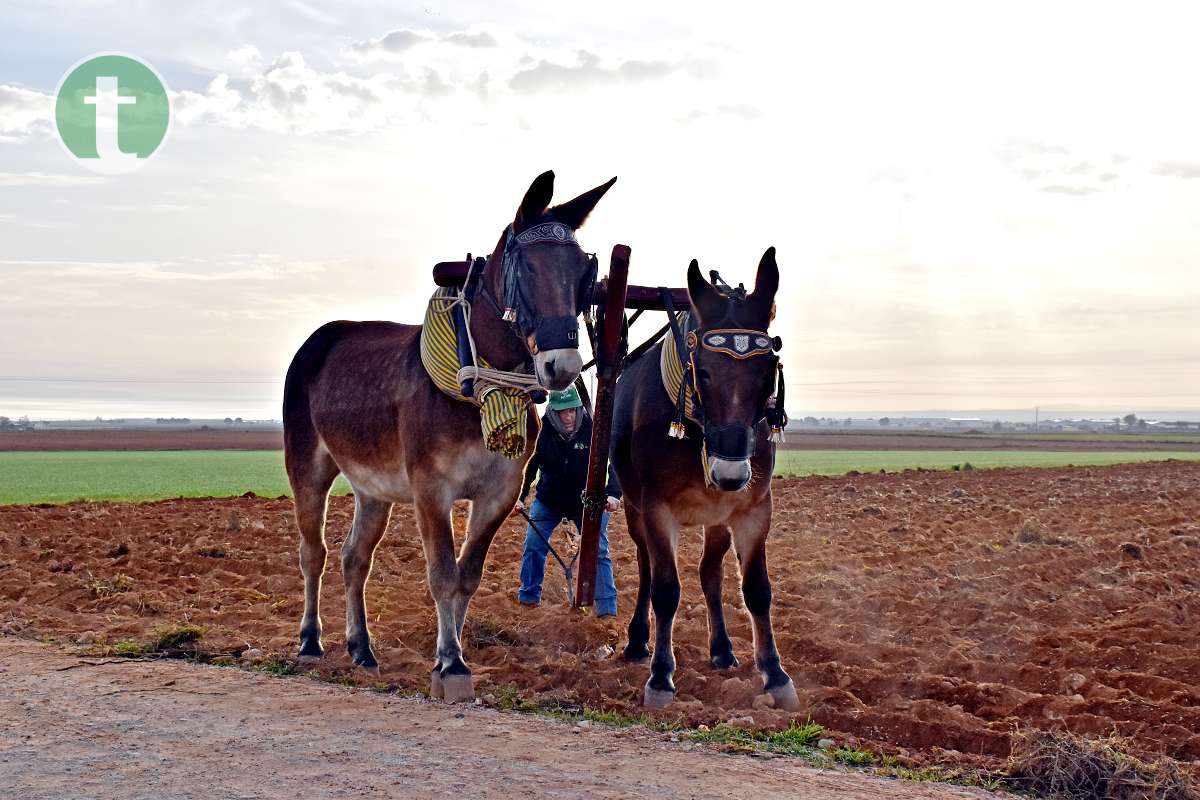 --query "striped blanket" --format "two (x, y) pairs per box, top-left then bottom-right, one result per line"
(419, 288), (532, 459)
(660, 311), (699, 422)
